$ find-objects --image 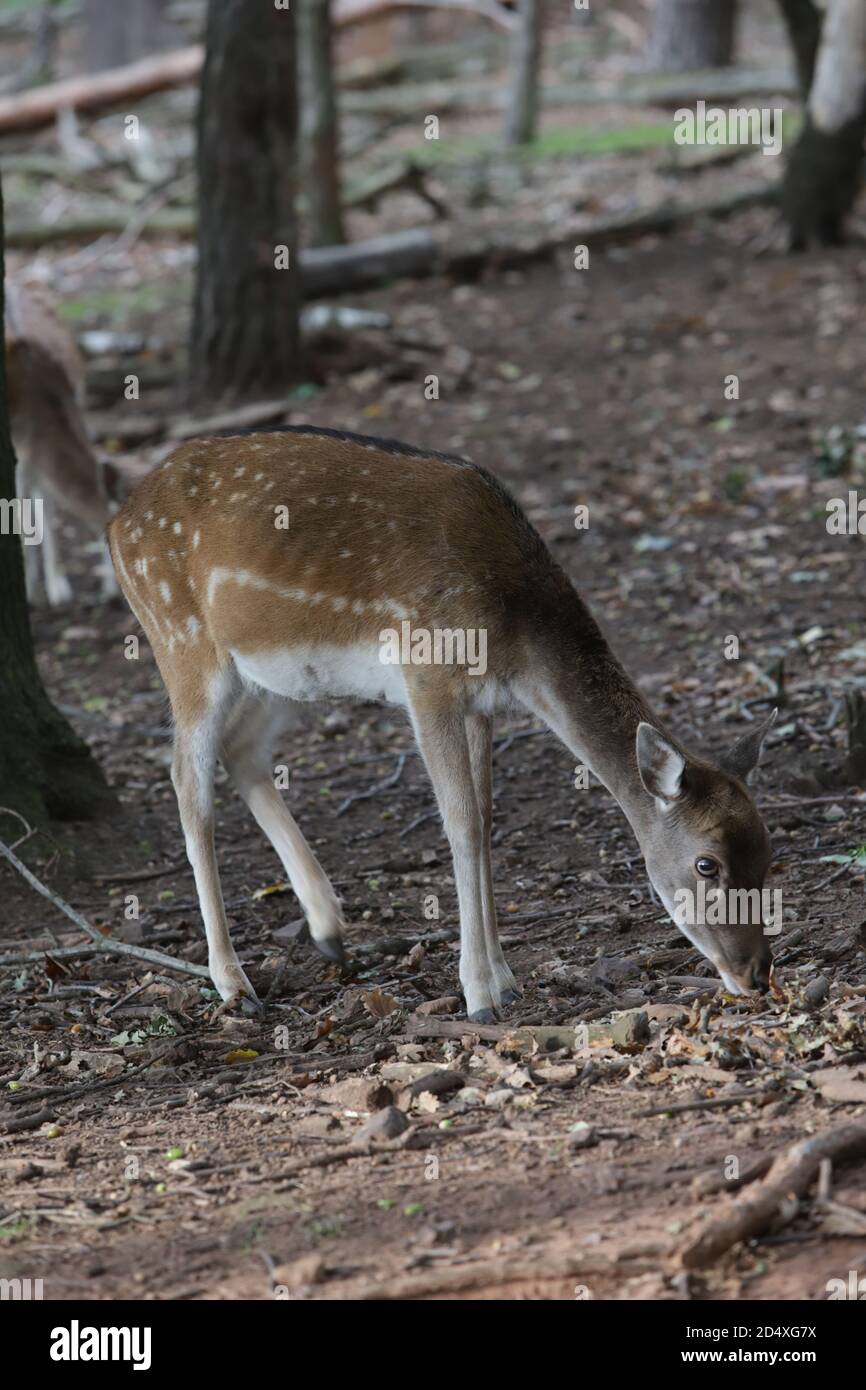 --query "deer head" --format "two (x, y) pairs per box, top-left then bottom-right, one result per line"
(635, 709), (777, 994)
